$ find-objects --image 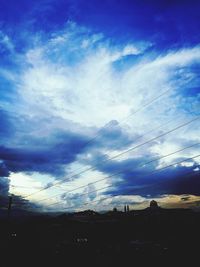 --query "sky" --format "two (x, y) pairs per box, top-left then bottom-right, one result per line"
(0, 0), (200, 213)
